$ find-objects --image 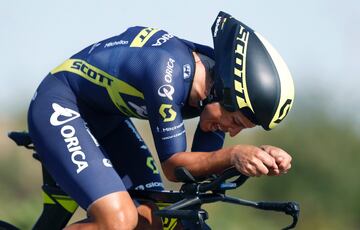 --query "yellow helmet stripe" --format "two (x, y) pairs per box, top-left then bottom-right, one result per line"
(233, 25), (254, 113)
